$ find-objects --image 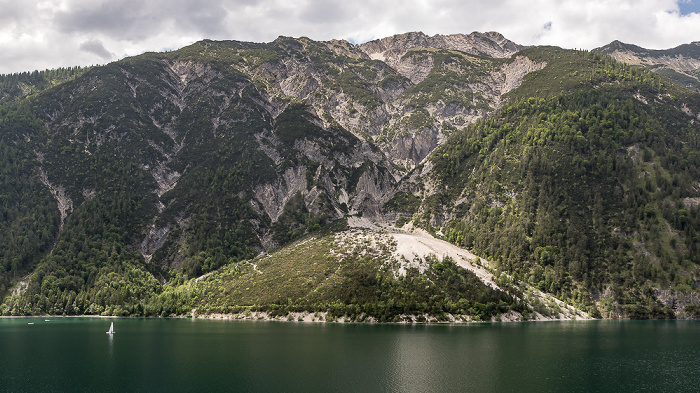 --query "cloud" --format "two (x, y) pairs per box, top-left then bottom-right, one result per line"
(79, 39), (114, 60)
(1, 0), (700, 74)
(0, 1), (30, 25)
(300, 0), (351, 25)
(53, 0), (229, 42)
